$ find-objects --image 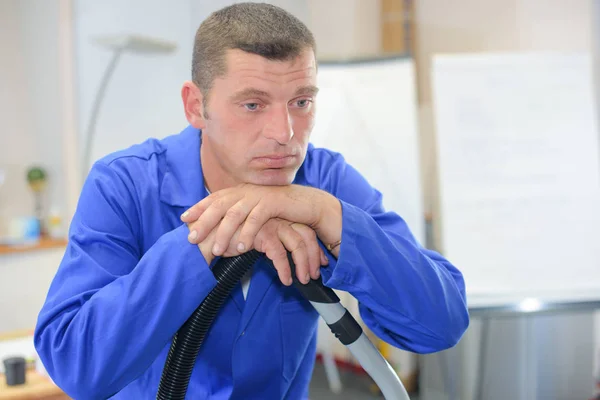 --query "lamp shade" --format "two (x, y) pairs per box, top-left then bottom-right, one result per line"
(91, 34), (177, 54)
